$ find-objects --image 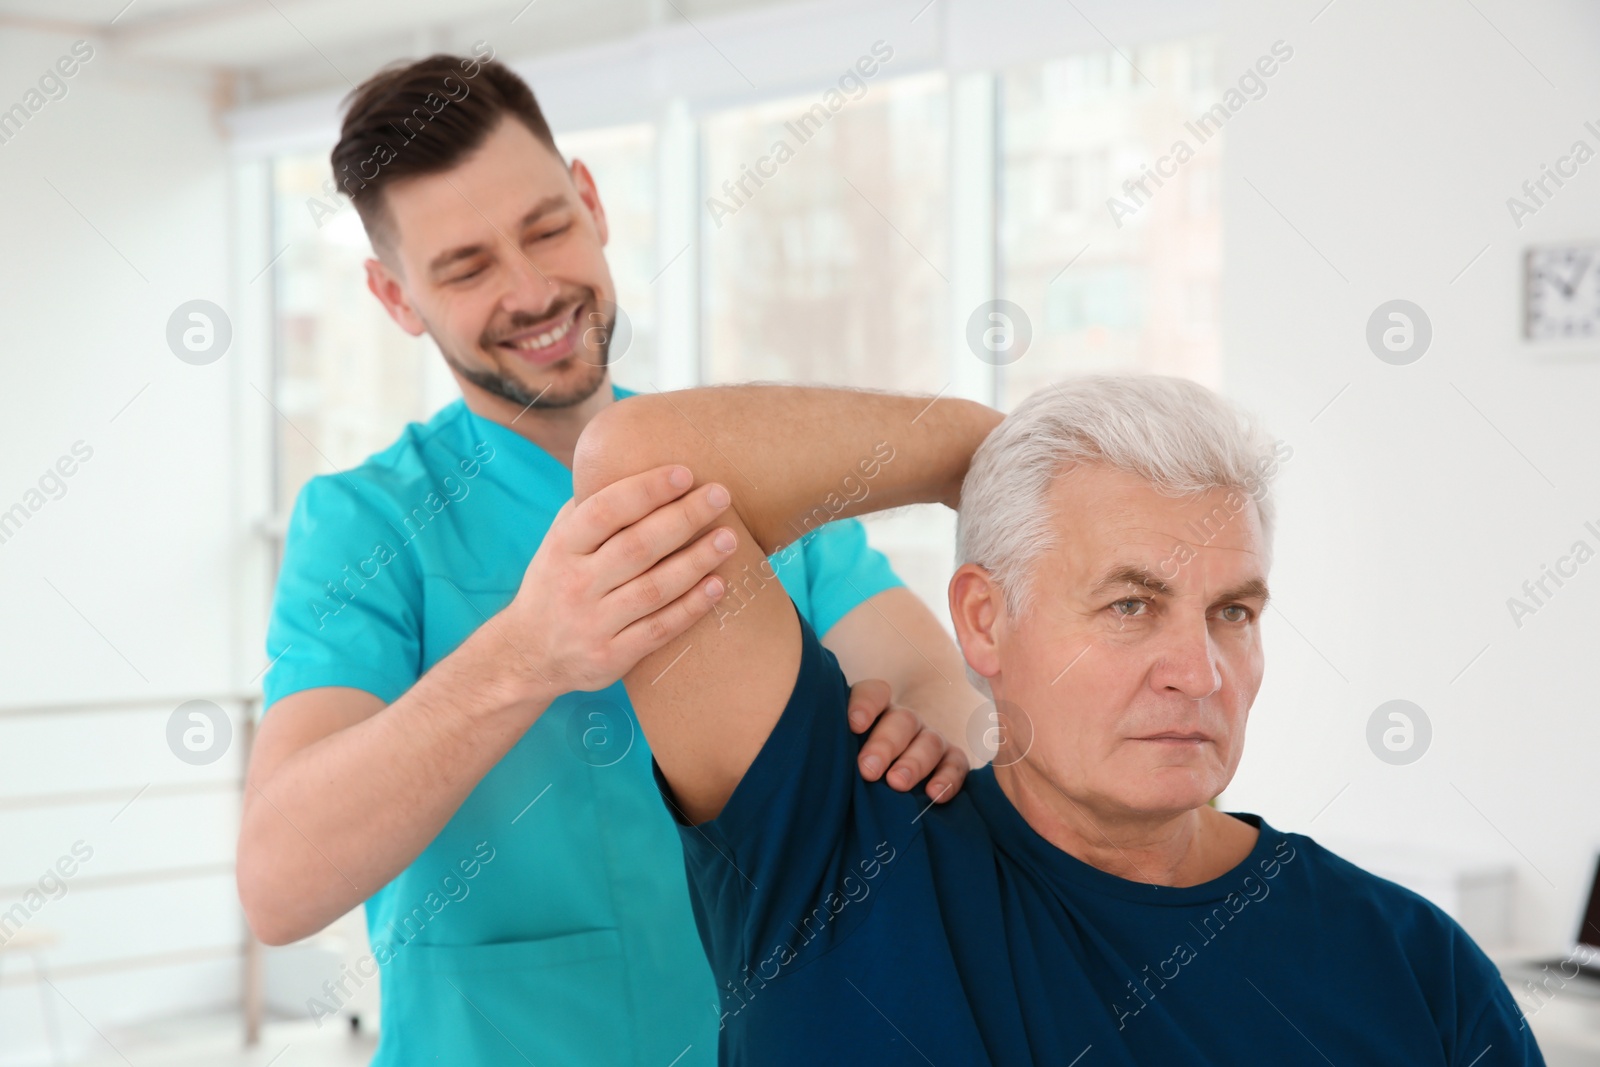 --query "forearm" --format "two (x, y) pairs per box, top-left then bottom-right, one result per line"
(897, 672), (985, 764)
(571, 386), (1002, 550)
(825, 587), (986, 760)
(237, 624), (553, 944)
